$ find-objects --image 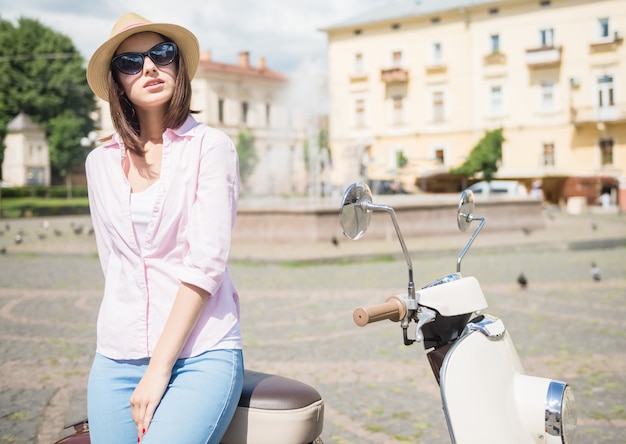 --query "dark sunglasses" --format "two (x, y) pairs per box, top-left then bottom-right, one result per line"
(111, 41), (178, 75)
